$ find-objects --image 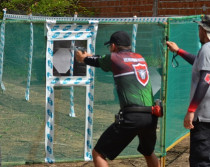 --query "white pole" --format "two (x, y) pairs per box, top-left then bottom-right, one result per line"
(25, 14), (34, 101)
(131, 15), (138, 53)
(0, 9), (7, 91)
(84, 21), (98, 160)
(69, 12), (78, 117)
(45, 38), (55, 163)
